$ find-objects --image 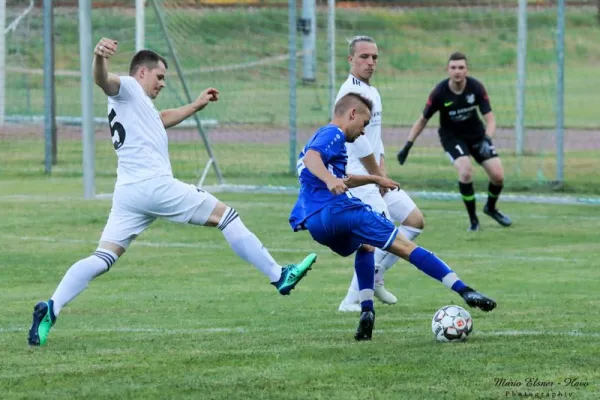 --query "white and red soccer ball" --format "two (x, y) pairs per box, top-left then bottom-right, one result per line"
(431, 305), (473, 342)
